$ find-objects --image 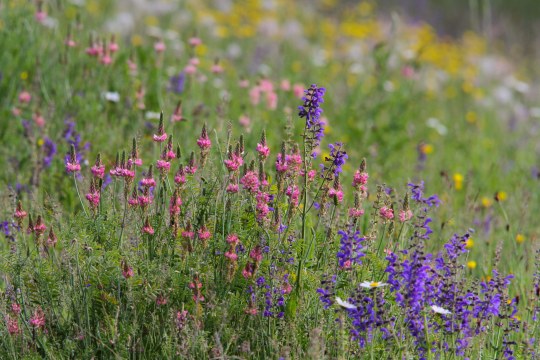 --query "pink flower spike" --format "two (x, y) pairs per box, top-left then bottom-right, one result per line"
(399, 209), (413, 222)
(154, 41), (166, 53)
(188, 37), (202, 47)
(35, 11), (47, 23)
(18, 91), (32, 104)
